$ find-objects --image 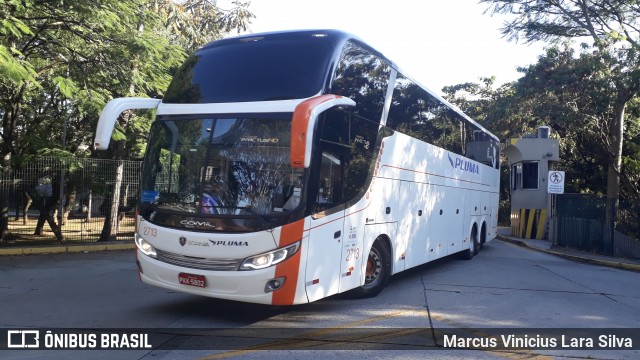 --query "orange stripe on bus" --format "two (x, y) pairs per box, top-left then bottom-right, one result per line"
(290, 94), (344, 168)
(272, 219), (305, 305)
(278, 218), (304, 247)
